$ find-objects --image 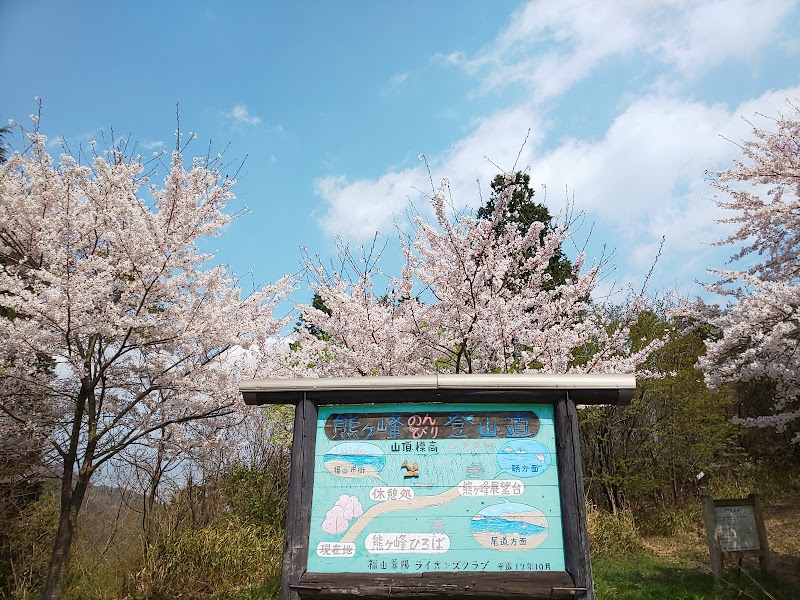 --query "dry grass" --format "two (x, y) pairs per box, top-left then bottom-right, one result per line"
(637, 491), (800, 590)
(586, 502), (643, 555)
(762, 491), (800, 586)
